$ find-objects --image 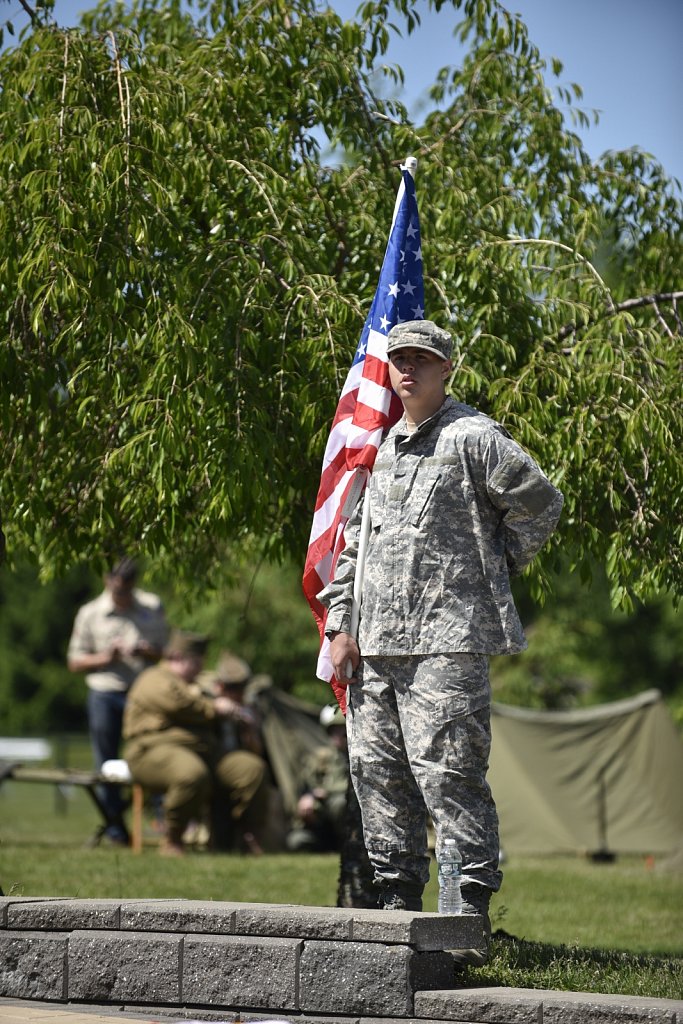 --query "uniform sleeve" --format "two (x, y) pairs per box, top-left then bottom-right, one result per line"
(124, 669), (219, 740)
(316, 490), (365, 637)
(484, 430), (564, 576)
(162, 676), (218, 725)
